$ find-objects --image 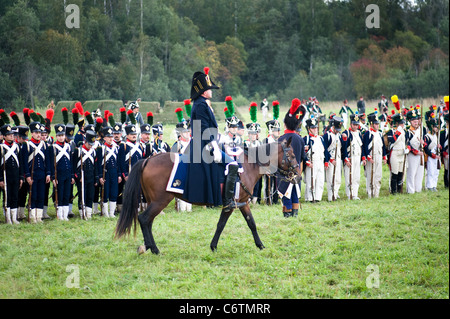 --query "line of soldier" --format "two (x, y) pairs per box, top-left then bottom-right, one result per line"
(0, 102), (173, 225)
(217, 95), (449, 216)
